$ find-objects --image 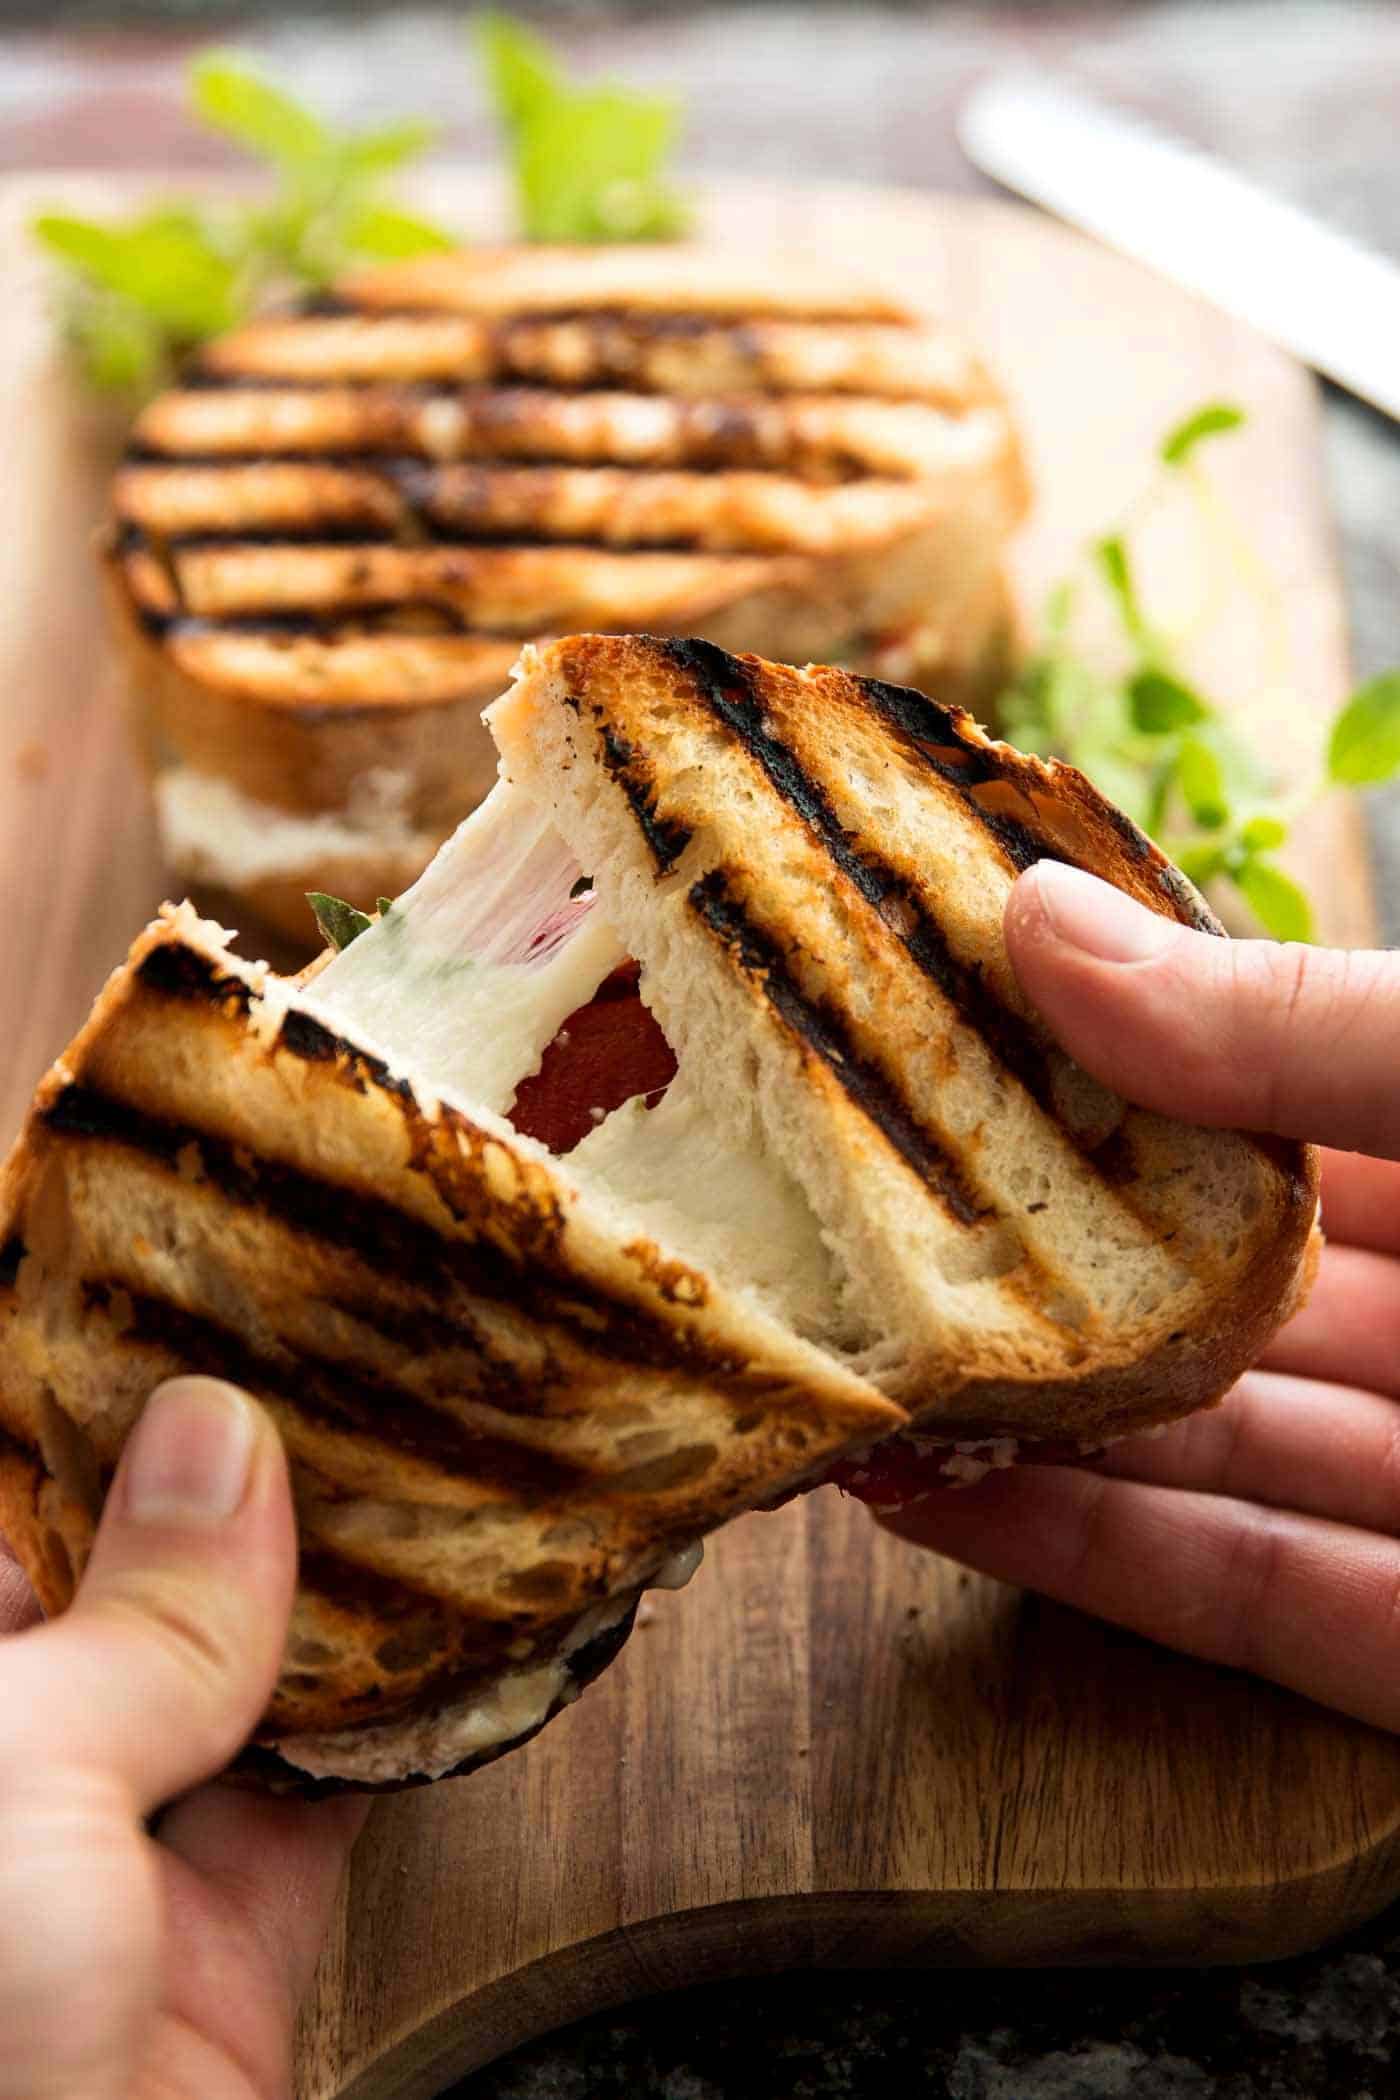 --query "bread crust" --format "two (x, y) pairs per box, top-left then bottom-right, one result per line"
(493, 636), (1320, 1449)
(0, 907), (901, 1784)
